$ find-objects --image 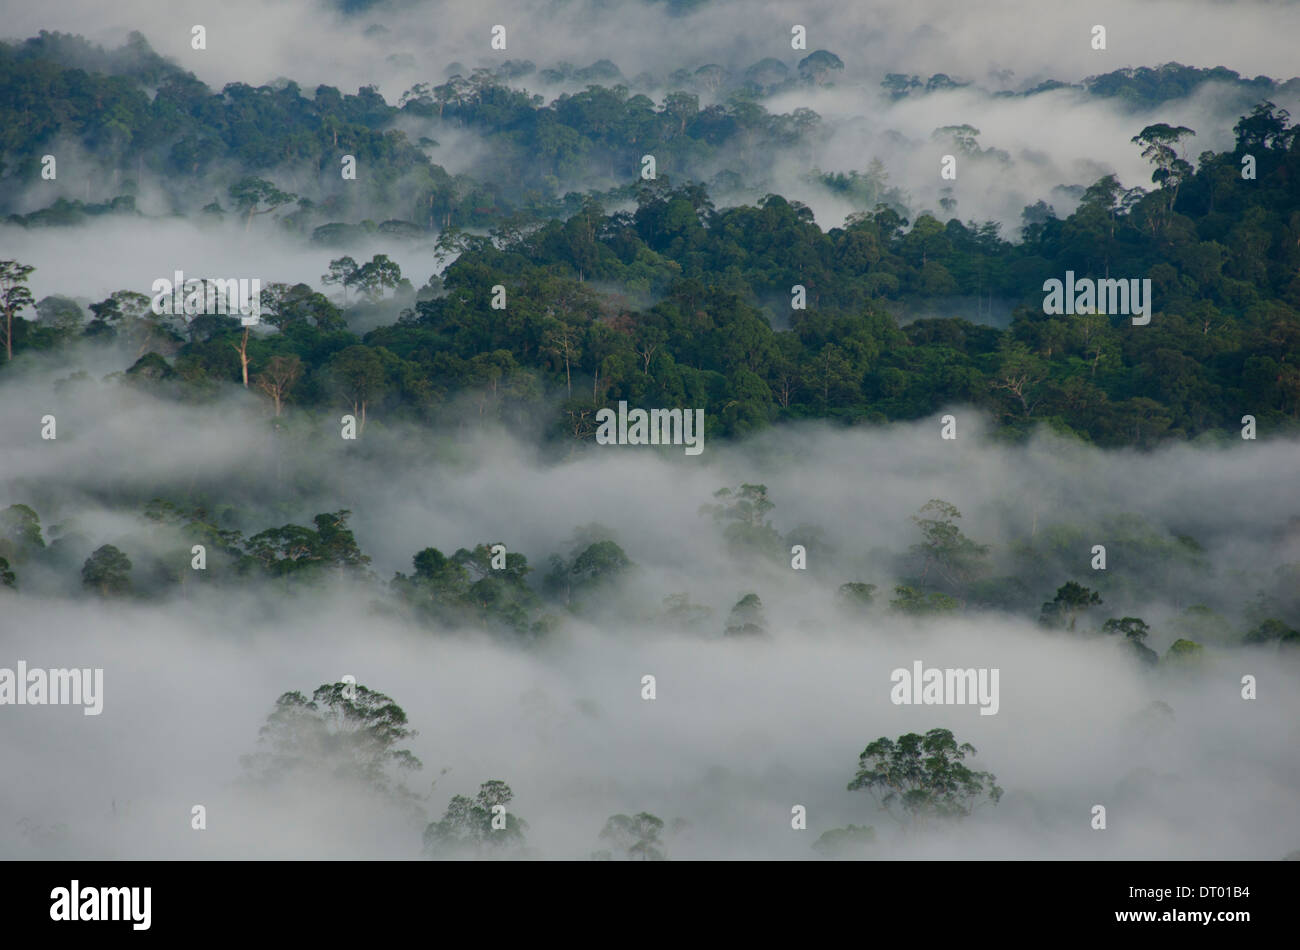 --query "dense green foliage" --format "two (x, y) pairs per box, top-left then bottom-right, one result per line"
(3, 32), (1299, 449)
(241, 681), (423, 791)
(2, 35), (1297, 659)
(848, 728), (1003, 824)
(5, 477), (1296, 656)
(5, 100), (1300, 447)
(4, 25), (1297, 865)
(594, 812), (669, 860)
(424, 780), (528, 858)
